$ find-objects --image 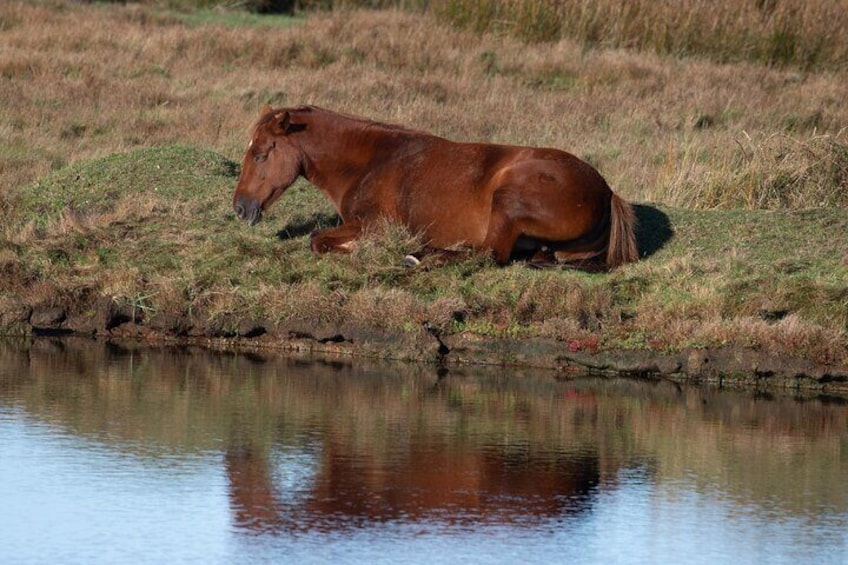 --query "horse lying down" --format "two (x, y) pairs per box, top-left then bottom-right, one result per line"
(233, 105), (638, 270)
